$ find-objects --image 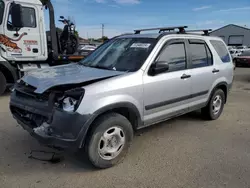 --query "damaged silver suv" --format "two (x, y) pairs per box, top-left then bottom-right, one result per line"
(10, 26), (234, 169)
